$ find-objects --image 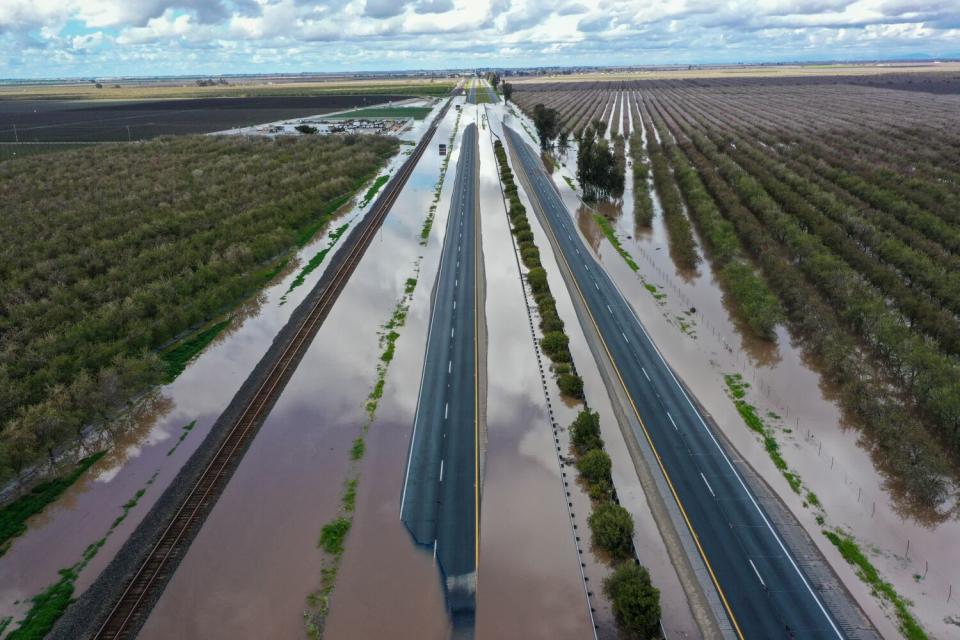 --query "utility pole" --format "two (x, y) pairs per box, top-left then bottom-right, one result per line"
(126, 125), (132, 142)
(13, 123), (18, 143)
